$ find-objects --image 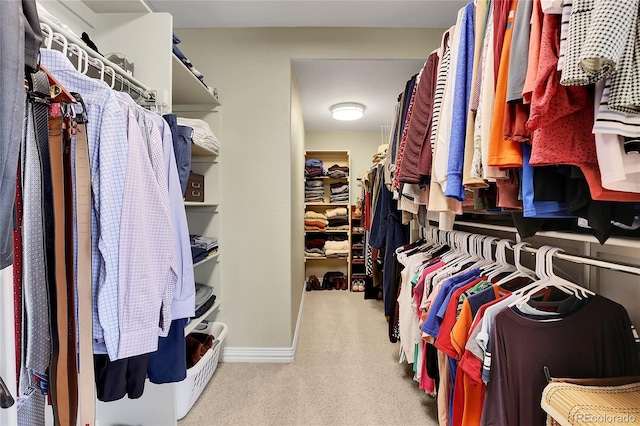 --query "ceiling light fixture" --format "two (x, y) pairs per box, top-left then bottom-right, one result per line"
(330, 102), (366, 121)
